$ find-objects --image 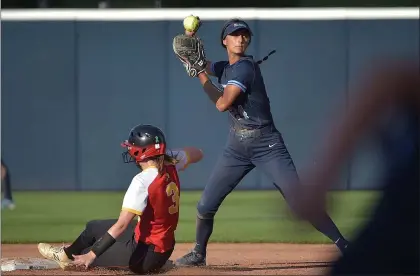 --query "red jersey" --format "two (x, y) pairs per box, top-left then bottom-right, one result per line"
(121, 149), (189, 253)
